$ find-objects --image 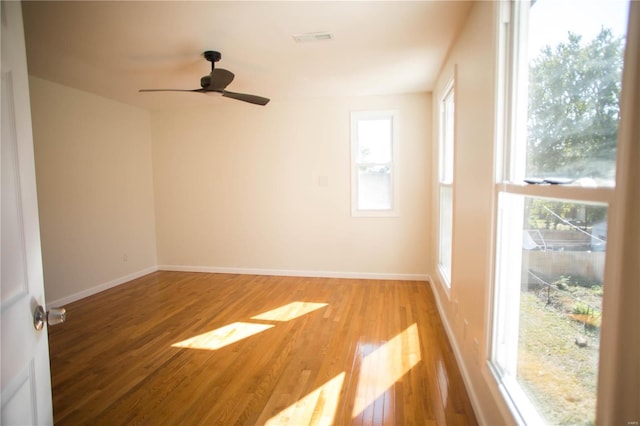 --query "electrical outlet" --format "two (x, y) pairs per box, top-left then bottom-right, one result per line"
(123, 254), (128, 262)
(454, 298), (459, 318)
